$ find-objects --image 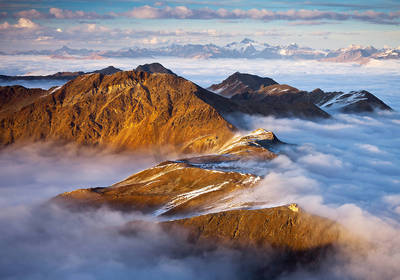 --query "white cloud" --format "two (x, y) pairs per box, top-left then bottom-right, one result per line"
(357, 143), (383, 153)
(121, 5), (400, 25)
(14, 9), (45, 19)
(0, 18), (39, 30)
